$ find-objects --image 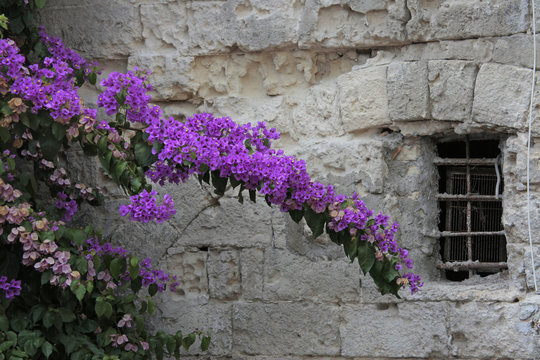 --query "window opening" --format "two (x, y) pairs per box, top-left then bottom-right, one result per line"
(435, 138), (507, 281)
